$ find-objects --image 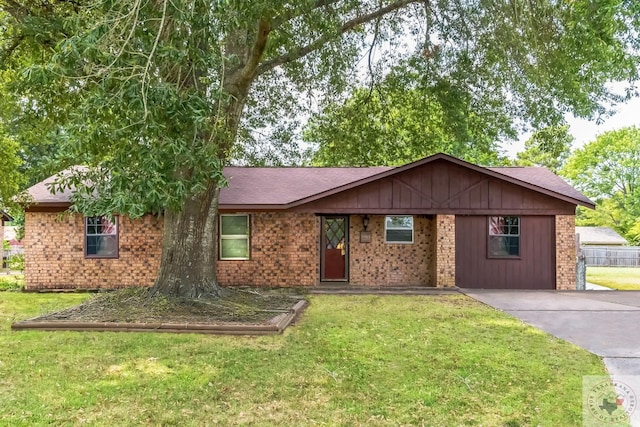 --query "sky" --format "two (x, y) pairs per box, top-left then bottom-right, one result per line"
(503, 94), (640, 158)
